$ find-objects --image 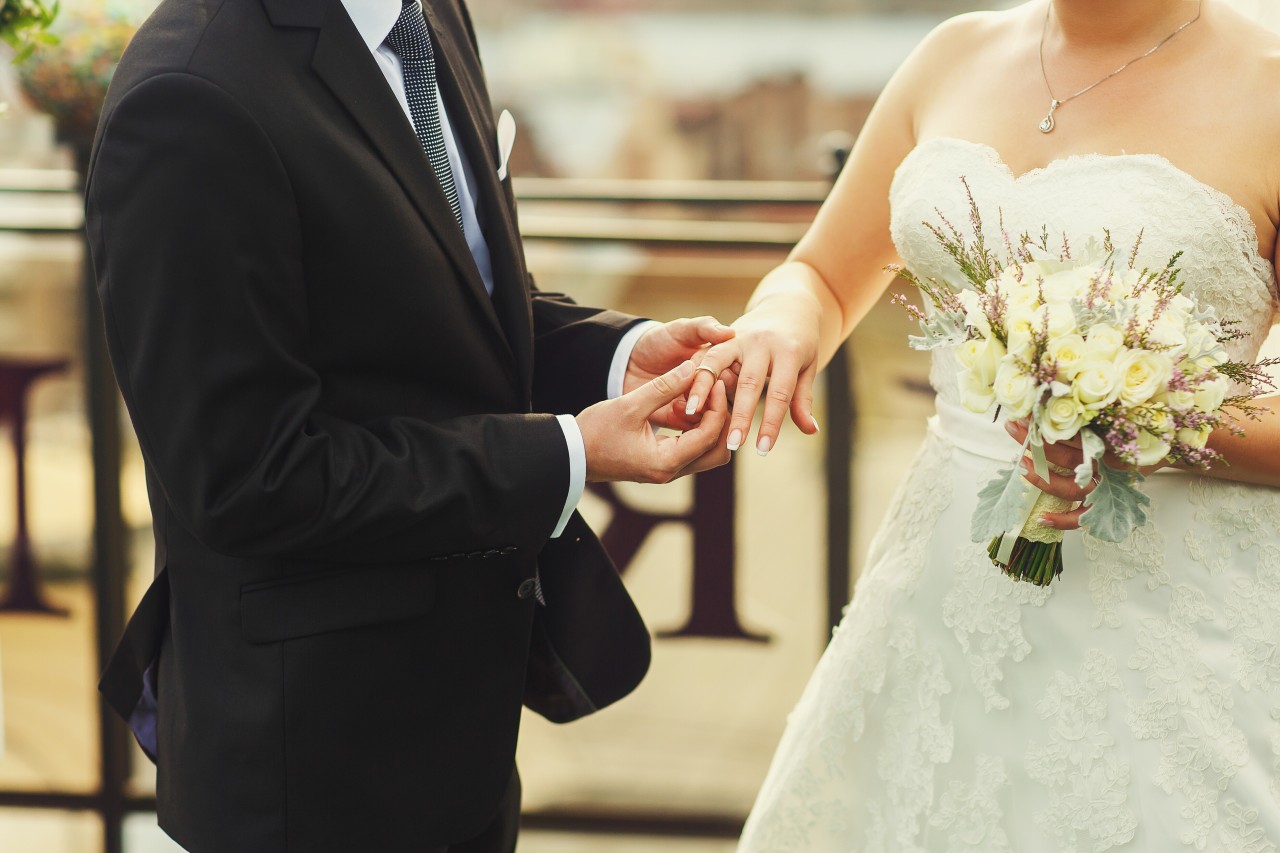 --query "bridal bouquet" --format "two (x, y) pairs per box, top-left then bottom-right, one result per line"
(892, 181), (1276, 586)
